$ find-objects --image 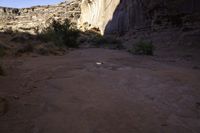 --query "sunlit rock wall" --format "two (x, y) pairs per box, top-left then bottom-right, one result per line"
(78, 0), (120, 34)
(0, 0), (81, 34)
(1, 0), (200, 35)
